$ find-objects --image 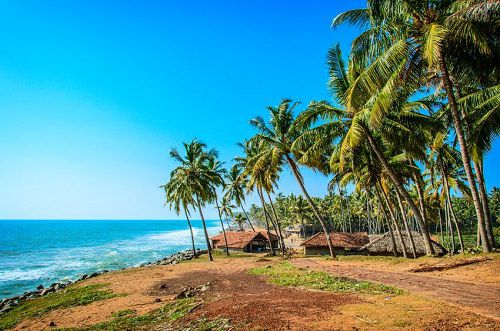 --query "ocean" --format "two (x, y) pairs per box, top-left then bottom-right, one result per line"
(0, 219), (221, 299)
